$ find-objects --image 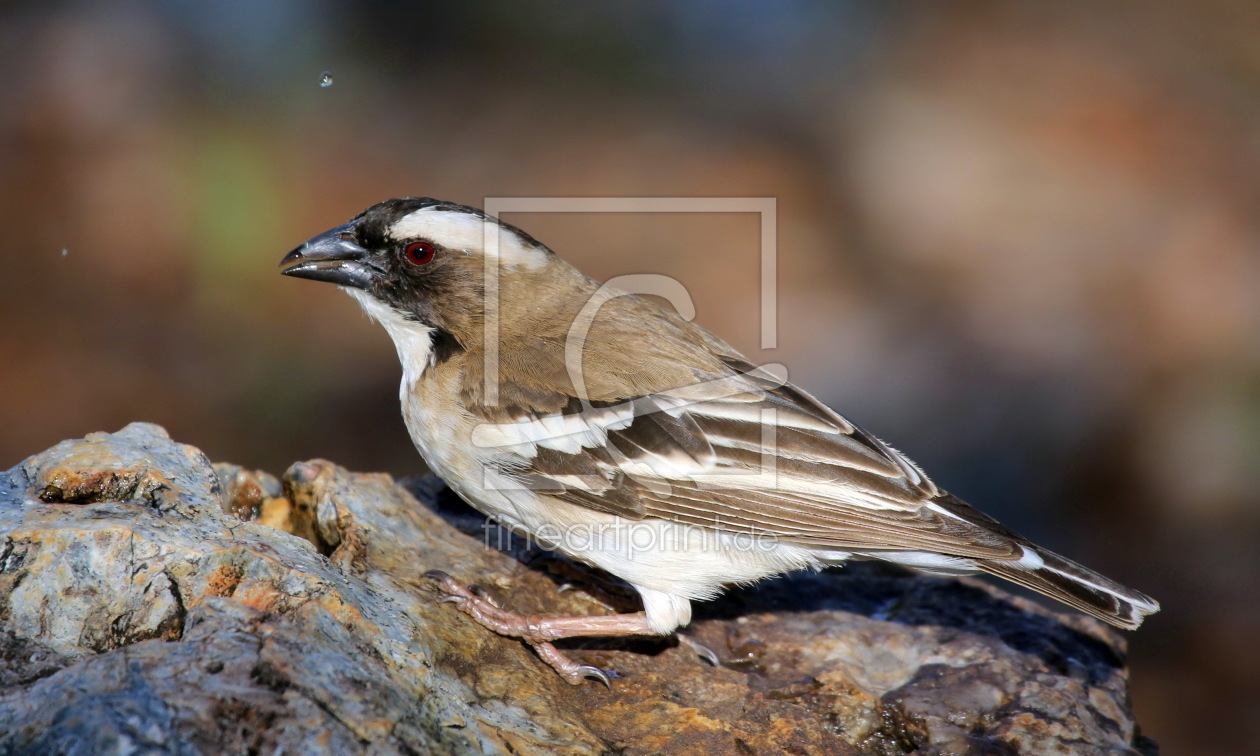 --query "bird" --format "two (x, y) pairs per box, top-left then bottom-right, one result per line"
(280, 197), (1160, 685)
